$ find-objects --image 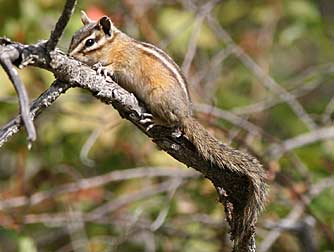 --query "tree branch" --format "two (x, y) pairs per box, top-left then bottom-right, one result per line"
(0, 79), (70, 147)
(0, 44), (36, 145)
(0, 167), (198, 210)
(46, 0), (77, 52)
(268, 126), (334, 158)
(207, 16), (317, 131)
